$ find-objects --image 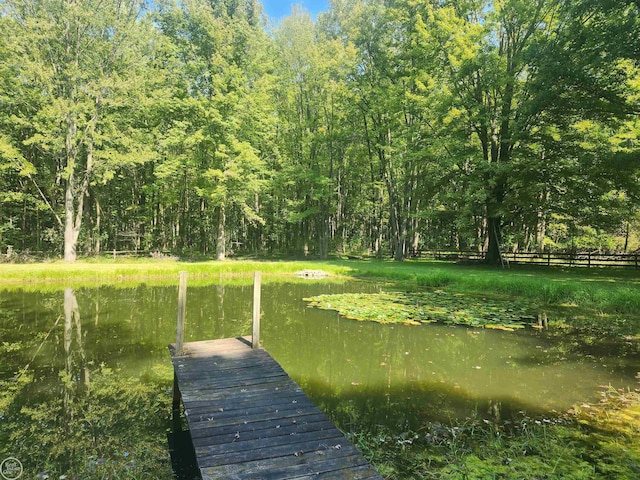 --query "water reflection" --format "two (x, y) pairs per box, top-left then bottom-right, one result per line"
(64, 288), (89, 390)
(61, 288), (90, 472)
(0, 287), (173, 478)
(0, 281), (638, 475)
(267, 313), (630, 428)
